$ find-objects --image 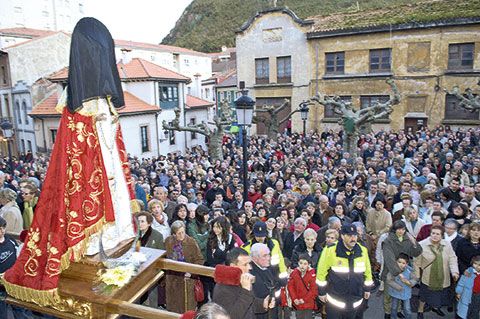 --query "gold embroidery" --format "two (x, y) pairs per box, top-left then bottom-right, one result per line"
(24, 228), (42, 277)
